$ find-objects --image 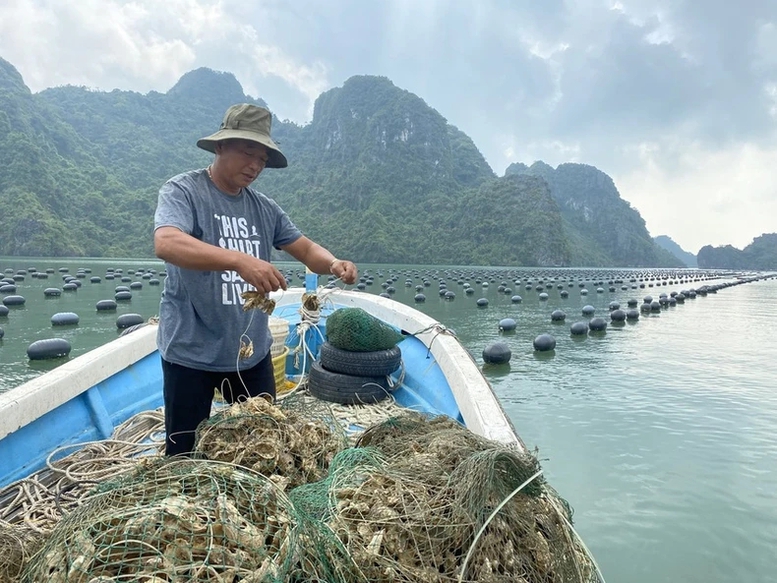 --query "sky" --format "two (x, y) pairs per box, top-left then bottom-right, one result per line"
(1, 0), (776, 254)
